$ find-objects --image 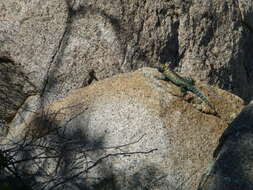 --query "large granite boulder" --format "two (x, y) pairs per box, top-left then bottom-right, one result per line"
(2, 68), (243, 190)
